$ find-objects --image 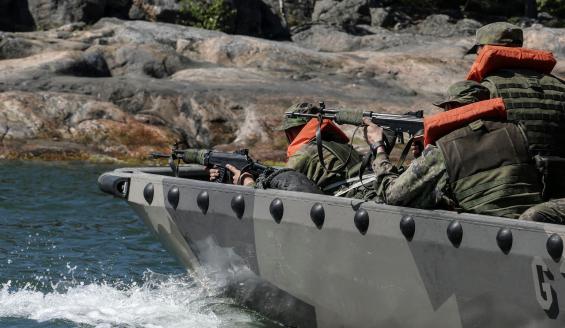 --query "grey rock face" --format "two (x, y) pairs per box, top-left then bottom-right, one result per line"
(27, 0), (108, 30)
(0, 18), (562, 161)
(312, 0), (371, 28)
(99, 43), (192, 78)
(292, 25), (362, 52)
(524, 24), (565, 57)
(370, 6), (411, 29)
(291, 24), (424, 52)
(410, 15), (481, 37)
